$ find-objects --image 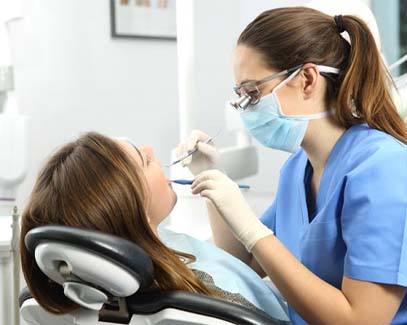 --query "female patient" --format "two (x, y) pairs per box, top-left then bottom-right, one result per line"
(20, 132), (288, 321)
